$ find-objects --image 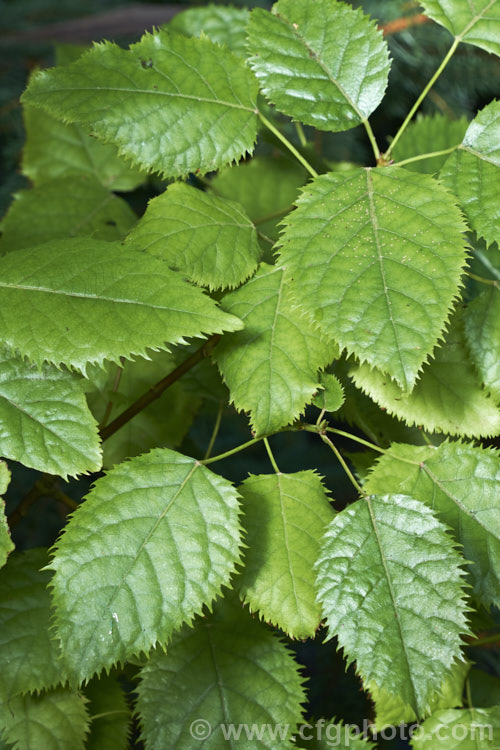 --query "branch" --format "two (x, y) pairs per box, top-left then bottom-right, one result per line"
(99, 335), (220, 442)
(7, 475), (77, 527)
